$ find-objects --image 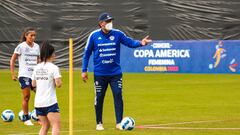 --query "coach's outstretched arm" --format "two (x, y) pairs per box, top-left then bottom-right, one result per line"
(120, 31), (152, 48)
